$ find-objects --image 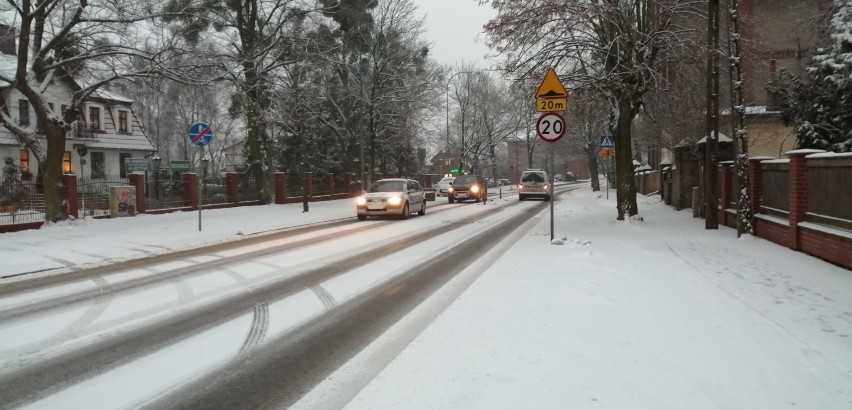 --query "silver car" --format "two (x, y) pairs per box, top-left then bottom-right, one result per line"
(356, 178), (426, 220)
(435, 176), (455, 197)
(519, 169), (551, 201)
